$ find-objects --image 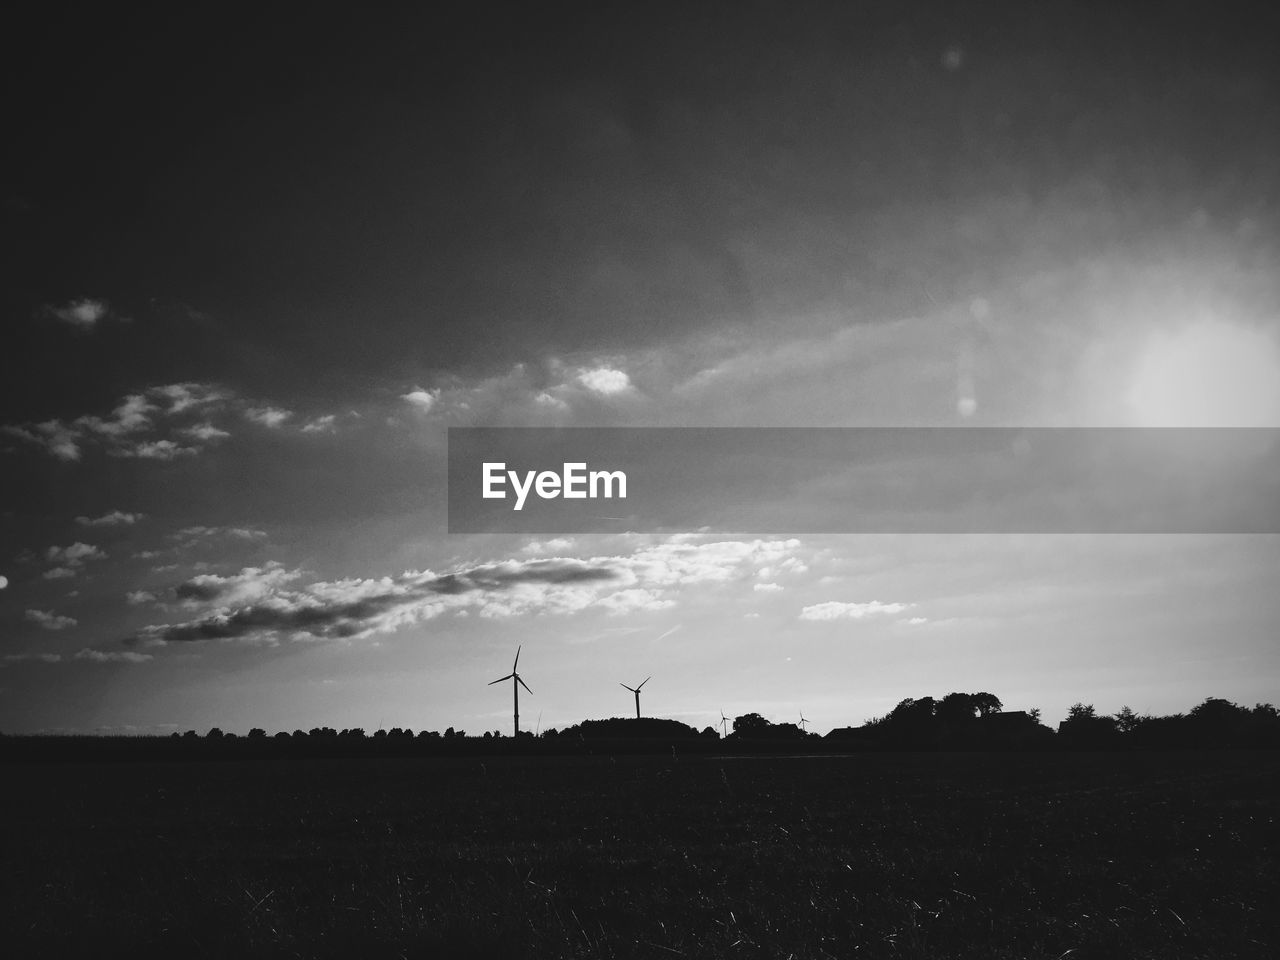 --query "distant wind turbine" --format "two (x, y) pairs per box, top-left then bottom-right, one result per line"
(798, 710), (810, 734)
(488, 645), (532, 737)
(620, 676), (651, 719)
(720, 709), (729, 739)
